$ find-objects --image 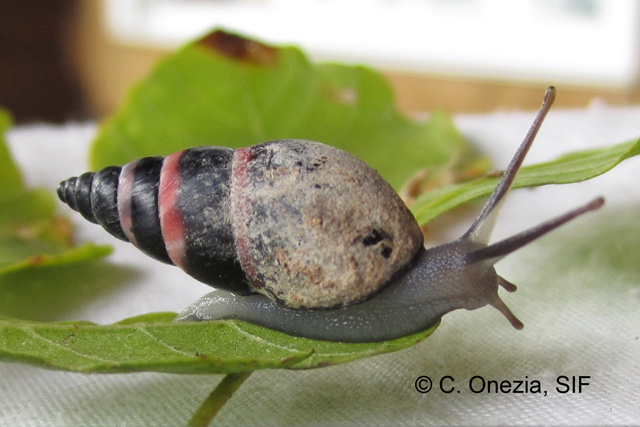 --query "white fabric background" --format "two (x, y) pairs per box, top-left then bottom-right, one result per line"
(1, 100), (639, 426)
